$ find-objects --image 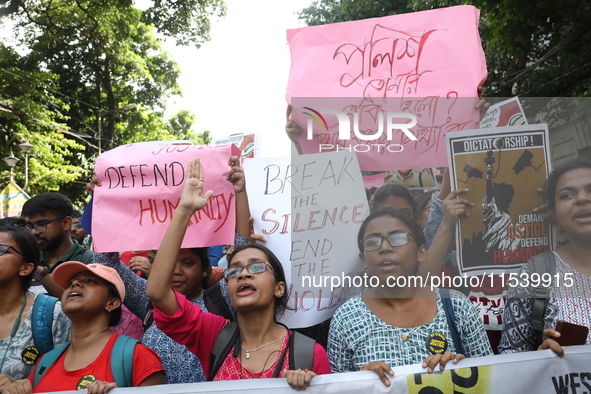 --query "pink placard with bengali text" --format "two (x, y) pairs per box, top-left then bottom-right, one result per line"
(92, 143), (239, 252)
(287, 5), (487, 171)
